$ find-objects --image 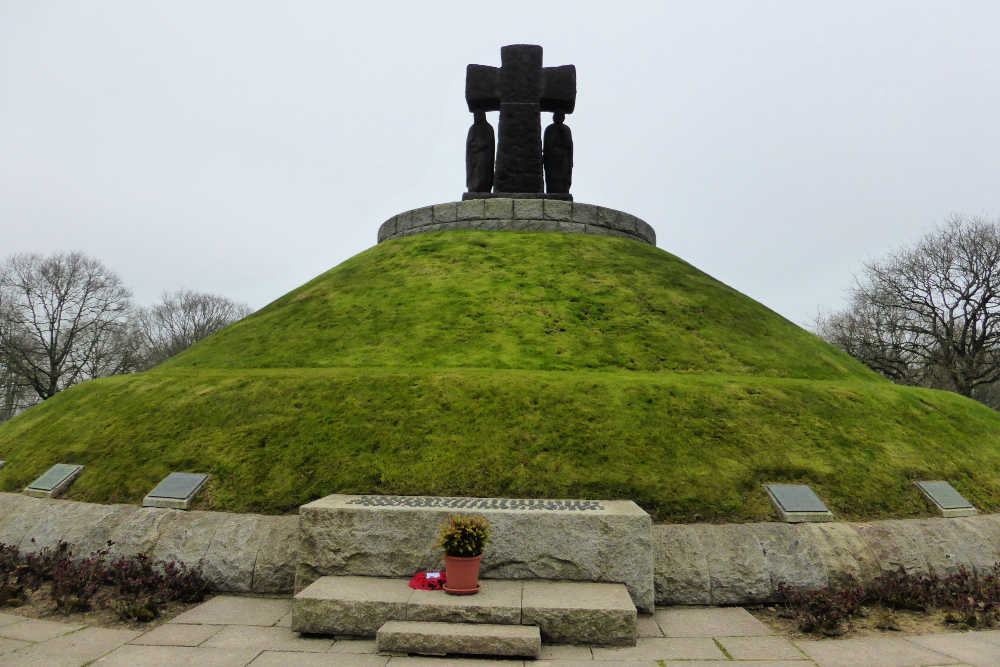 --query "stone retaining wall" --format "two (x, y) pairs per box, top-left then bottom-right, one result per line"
(0, 493), (296, 593)
(376, 199), (656, 246)
(654, 516), (1000, 605)
(5, 492), (1000, 606)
